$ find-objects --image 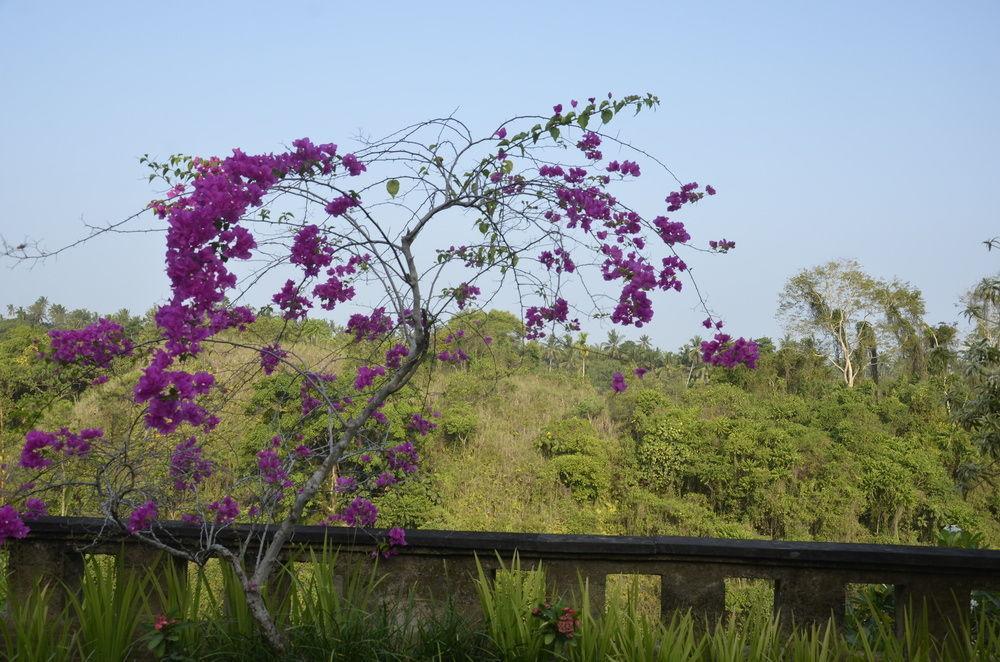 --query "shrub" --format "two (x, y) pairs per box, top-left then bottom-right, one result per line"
(440, 404), (478, 443)
(536, 417), (603, 457)
(550, 454), (611, 502)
